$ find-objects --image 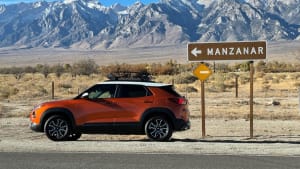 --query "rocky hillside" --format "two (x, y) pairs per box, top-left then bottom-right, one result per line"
(0, 0), (299, 49)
